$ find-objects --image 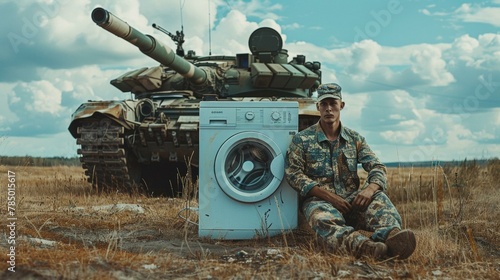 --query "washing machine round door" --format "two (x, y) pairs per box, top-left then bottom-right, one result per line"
(214, 131), (285, 203)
